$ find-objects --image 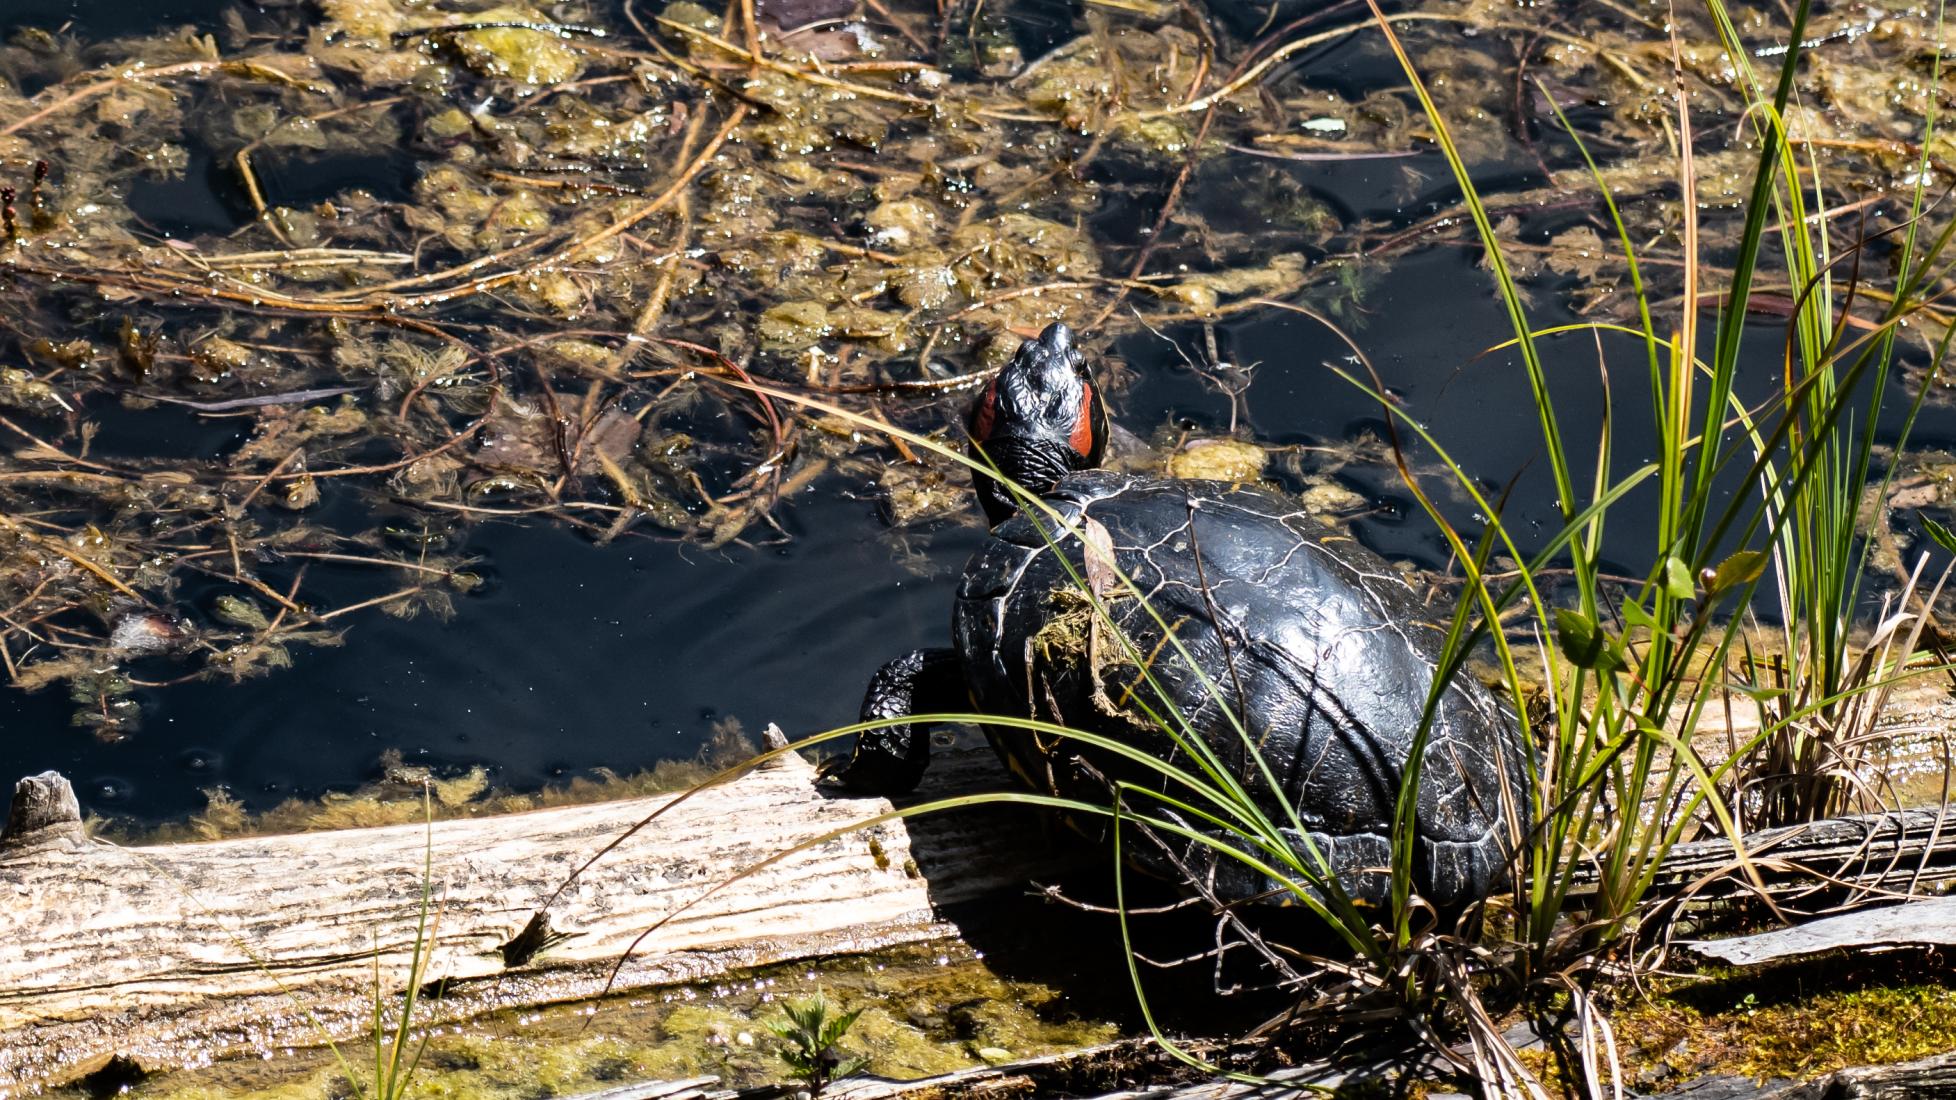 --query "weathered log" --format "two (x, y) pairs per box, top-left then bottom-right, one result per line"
(560, 1036), (1454, 1100)
(0, 770), (84, 852)
(574, 1043), (1956, 1100)
(1686, 895), (1956, 966)
(826, 1040), (1194, 1100)
(1811, 1050), (1956, 1099)
(840, 1044), (1956, 1100)
(564, 1080), (734, 1100)
(1567, 806), (1956, 901)
(0, 742), (1075, 1094)
(820, 1037), (1435, 1100)
(1680, 1049), (1956, 1100)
